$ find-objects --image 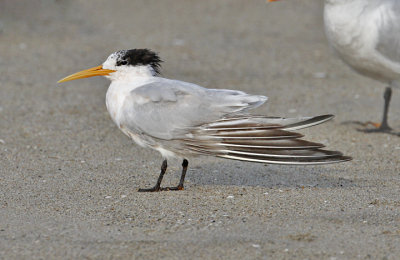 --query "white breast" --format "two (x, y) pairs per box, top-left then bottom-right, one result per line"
(106, 81), (131, 126)
(105, 77), (153, 127)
